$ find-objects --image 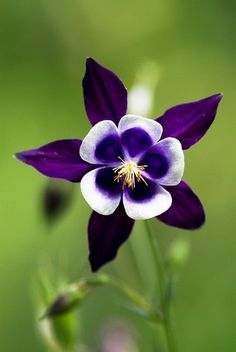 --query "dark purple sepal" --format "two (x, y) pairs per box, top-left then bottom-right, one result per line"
(157, 94), (223, 149)
(16, 139), (95, 182)
(88, 202), (134, 271)
(157, 181), (205, 230)
(83, 58), (127, 126)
